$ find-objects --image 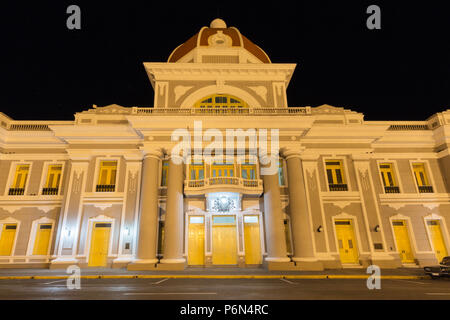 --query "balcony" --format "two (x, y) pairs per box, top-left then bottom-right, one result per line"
(96, 185), (116, 192)
(384, 186), (400, 194)
(8, 188), (24, 195)
(328, 184), (348, 192)
(418, 186), (433, 193)
(184, 177), (263, 196)
(42, 188), (59, 195)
